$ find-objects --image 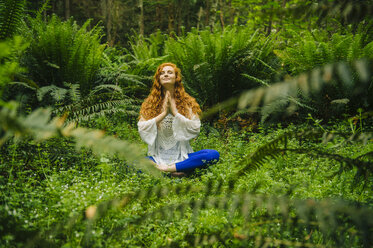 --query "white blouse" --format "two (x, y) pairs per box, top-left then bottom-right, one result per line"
(138, 111), (201, 165)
